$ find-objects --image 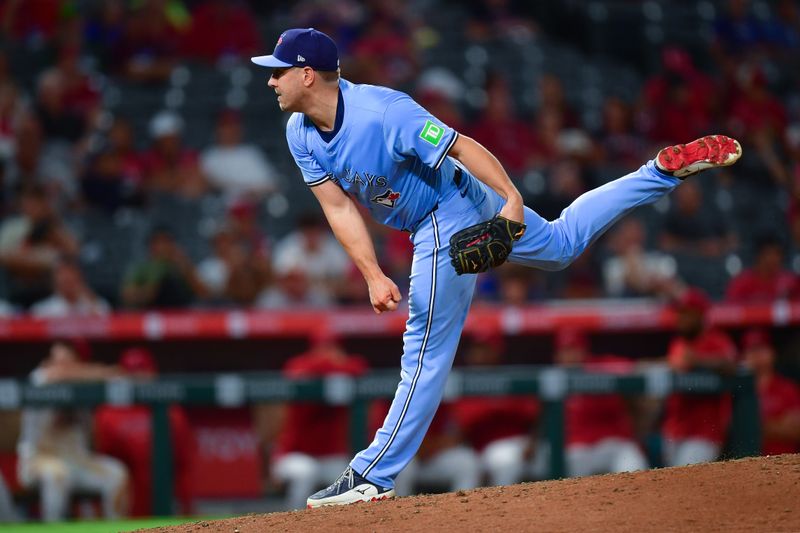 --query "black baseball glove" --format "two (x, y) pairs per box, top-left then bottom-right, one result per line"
(448, 215), (527, 275)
